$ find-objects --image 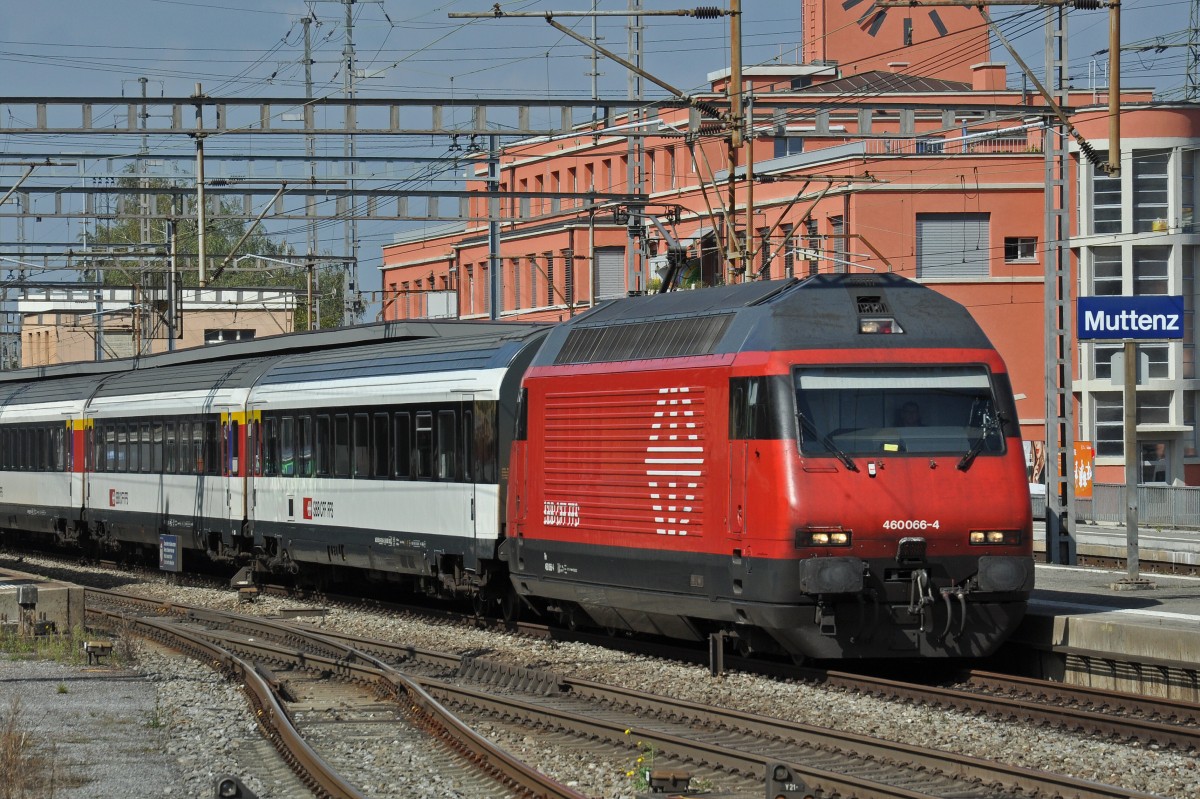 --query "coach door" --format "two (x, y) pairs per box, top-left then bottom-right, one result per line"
(221, 412), (245, 529)
(460, 394), (479, 571)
